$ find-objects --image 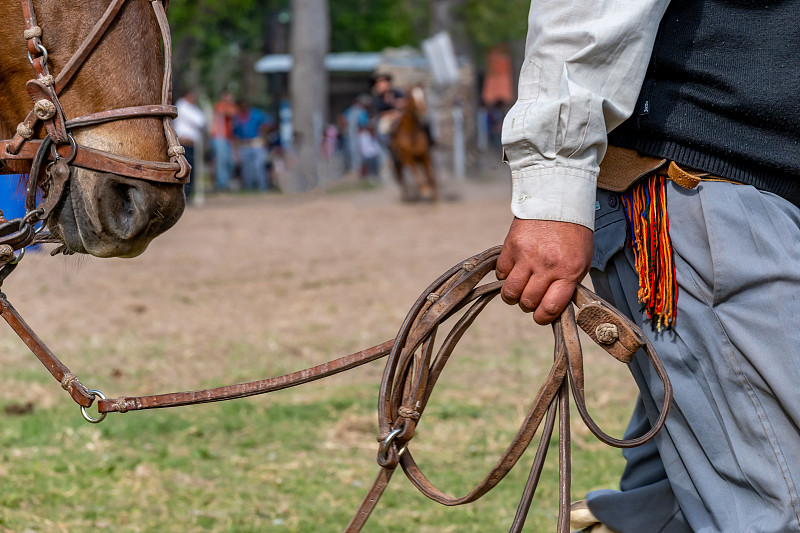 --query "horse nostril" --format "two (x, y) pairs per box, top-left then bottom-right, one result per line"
(108, 181), (148, 239)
